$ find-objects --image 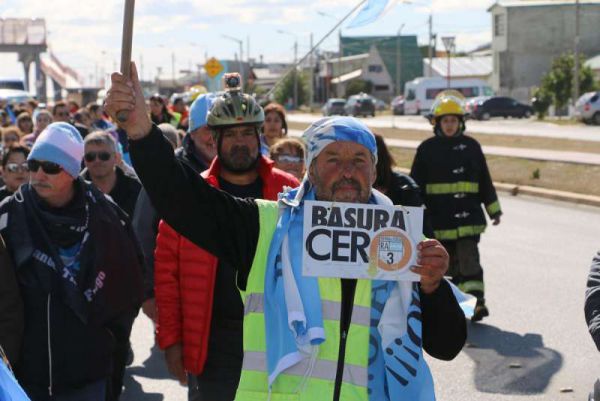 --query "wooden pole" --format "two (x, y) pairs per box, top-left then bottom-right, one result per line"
(117, 0), (135, 123)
